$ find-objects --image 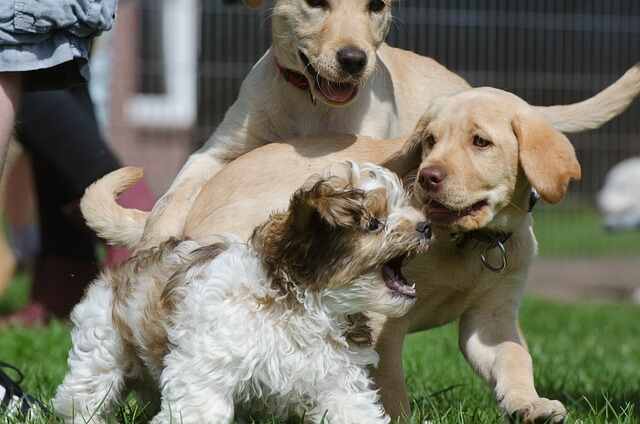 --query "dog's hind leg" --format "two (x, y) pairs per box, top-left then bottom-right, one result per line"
(54, 277), (134, 423)
(311, 367), (390, 424)
(151, 348), (235, 424)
